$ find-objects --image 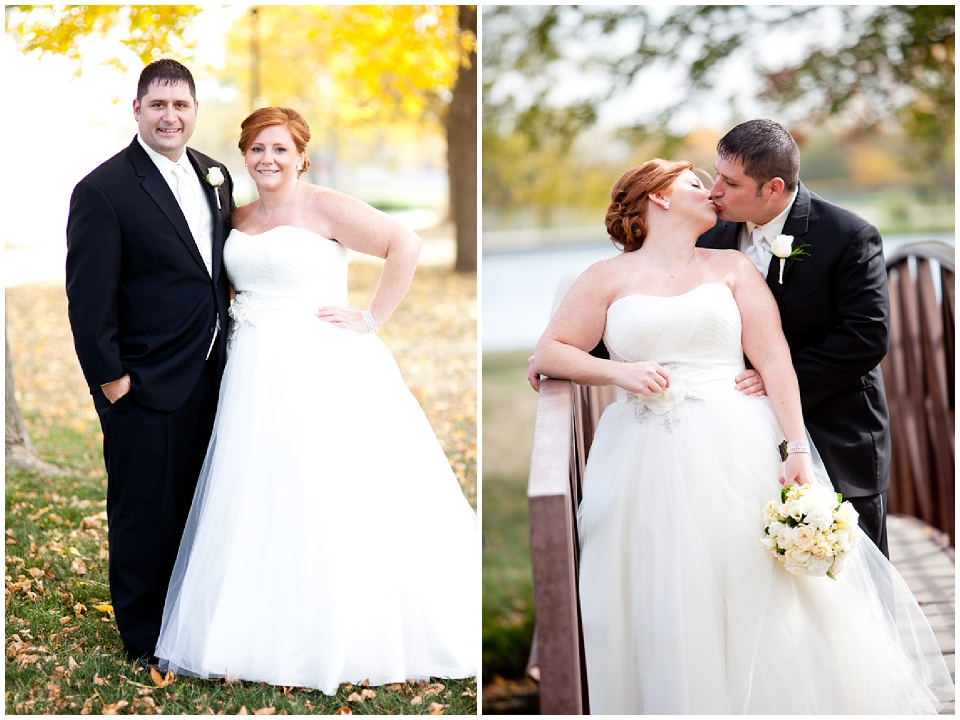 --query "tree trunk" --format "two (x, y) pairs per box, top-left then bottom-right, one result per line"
(5, 326), (66, 475)
(447, 4), (478, 273)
